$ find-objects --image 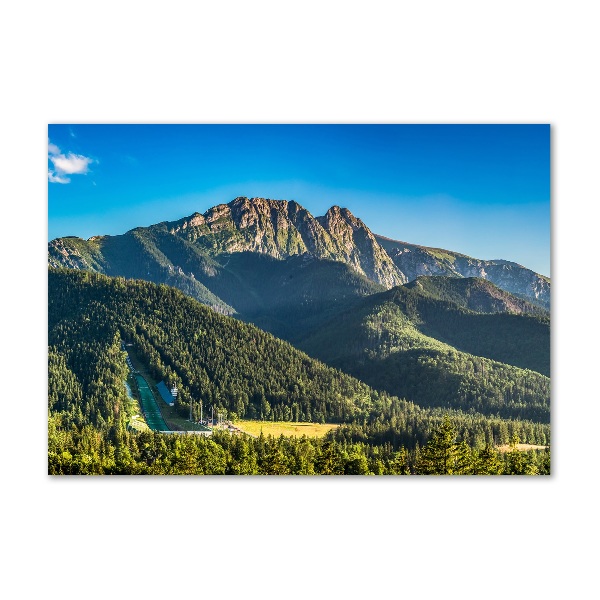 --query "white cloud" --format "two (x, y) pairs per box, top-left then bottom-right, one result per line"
(50, 152), (93, 175)
(48, 139), (95, 184)
(48, 170), (70, 184)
